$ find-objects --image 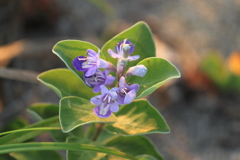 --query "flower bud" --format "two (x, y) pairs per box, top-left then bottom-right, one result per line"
(115, 39), (135, 56)
(126, 65), (147, 77)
